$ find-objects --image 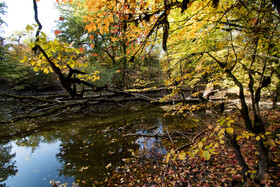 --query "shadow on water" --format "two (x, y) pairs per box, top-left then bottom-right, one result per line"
(0, 106), (195, 186)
